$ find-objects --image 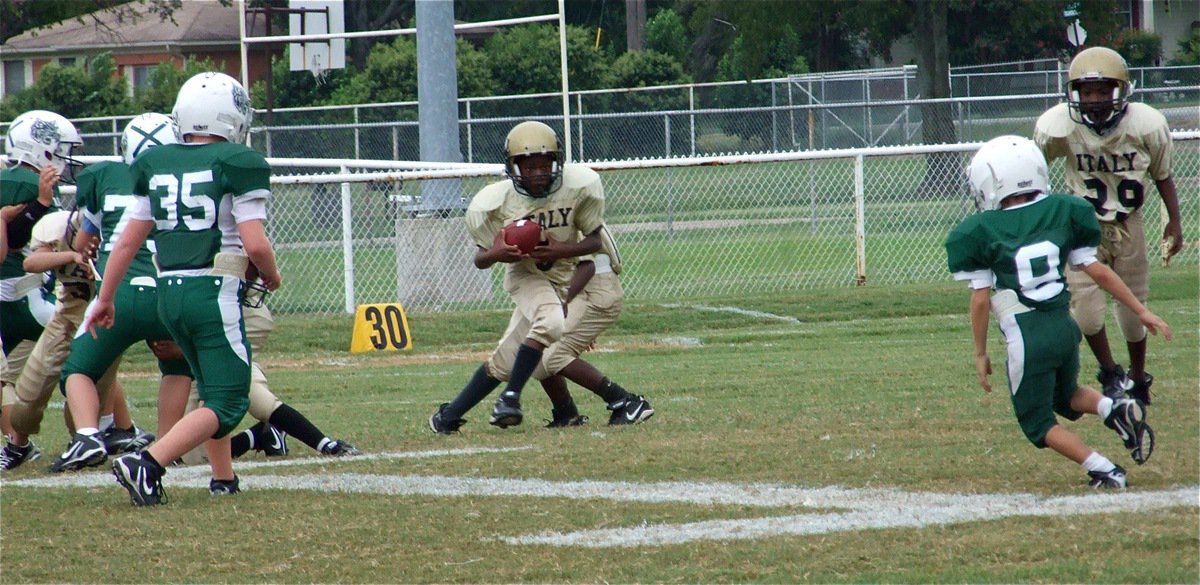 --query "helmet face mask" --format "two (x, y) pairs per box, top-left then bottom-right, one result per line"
(503, 121), (564, 198)
(172, 72), (253, 144)
(968, 135), (1049, 212)
(121, 113), (179, 165)
(4, 109), (84, 183)
(1066, 47), (1133, 136)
